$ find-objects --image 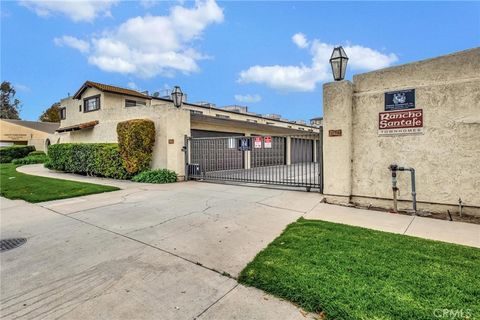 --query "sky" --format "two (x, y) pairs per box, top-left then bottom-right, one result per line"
(1, 1), (479, 122)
